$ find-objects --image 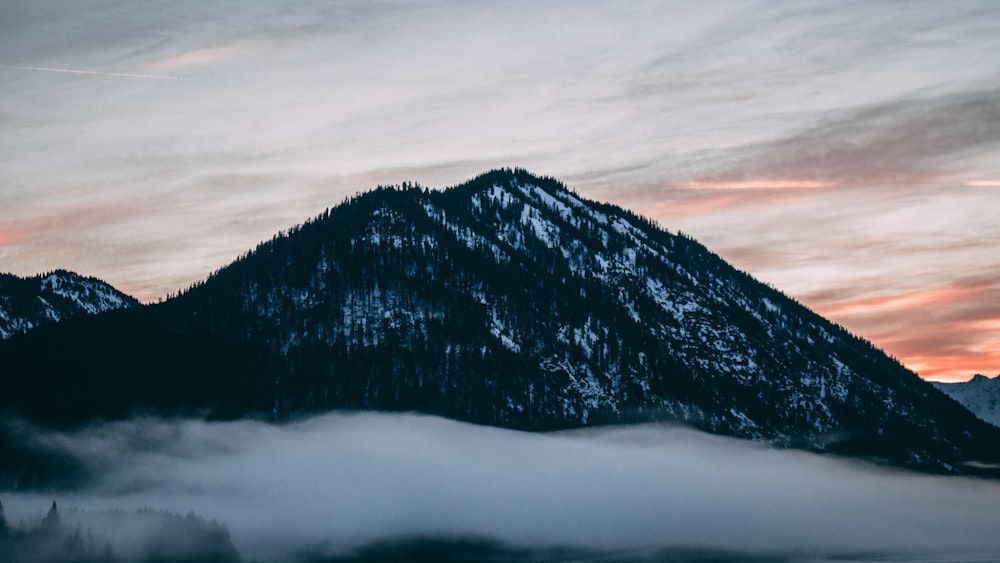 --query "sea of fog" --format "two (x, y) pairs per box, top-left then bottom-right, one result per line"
(3, 412), (1000, 562)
